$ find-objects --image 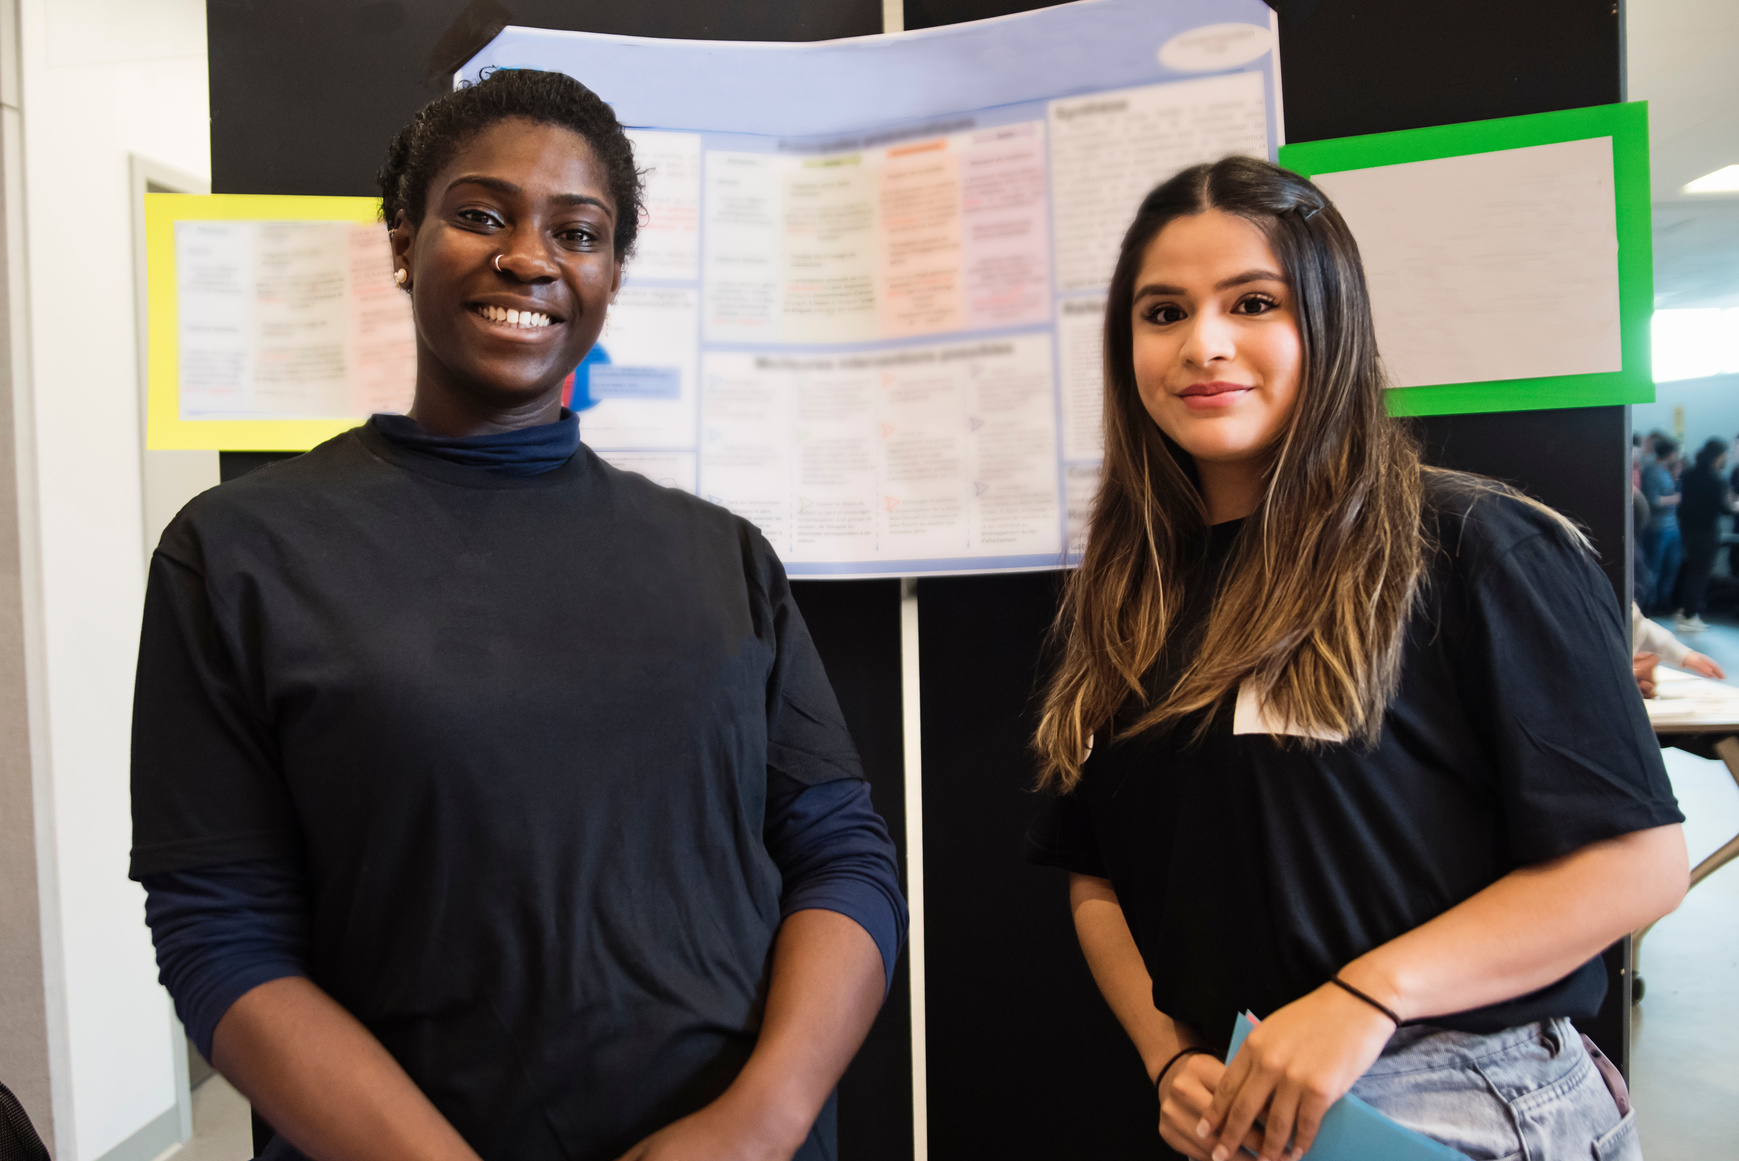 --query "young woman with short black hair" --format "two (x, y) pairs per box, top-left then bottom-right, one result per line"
(132, 69), (904, 1161)
(1028, 156), (1685, 1161)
